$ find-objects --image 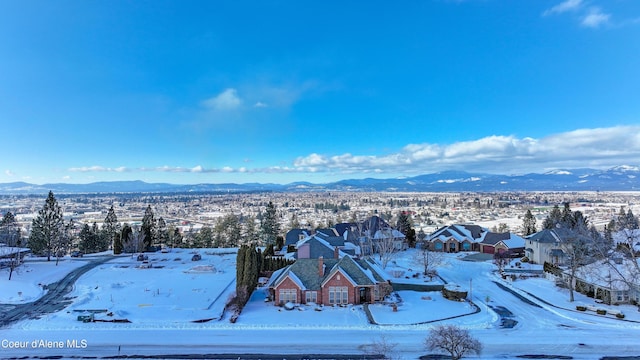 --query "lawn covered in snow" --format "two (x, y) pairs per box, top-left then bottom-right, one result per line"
(3, 248), (640, 359)
(0, 257), (88, 304)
